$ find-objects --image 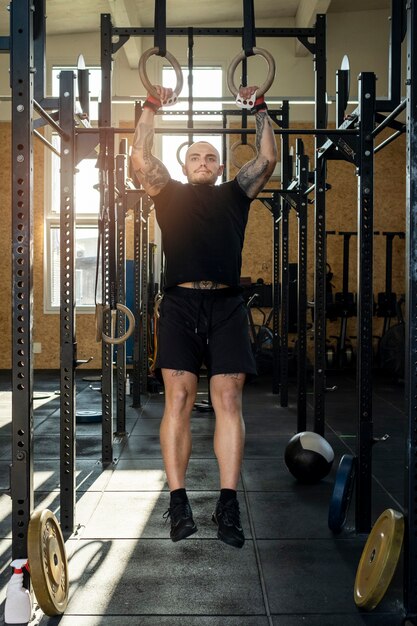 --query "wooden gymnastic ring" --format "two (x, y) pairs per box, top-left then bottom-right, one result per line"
(138, 47), (183, 105)
(176, 141), (192, 166)
(100, 303), (135, 345)
(227, 47), (276, 98)
(230, 140), (256, 169)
